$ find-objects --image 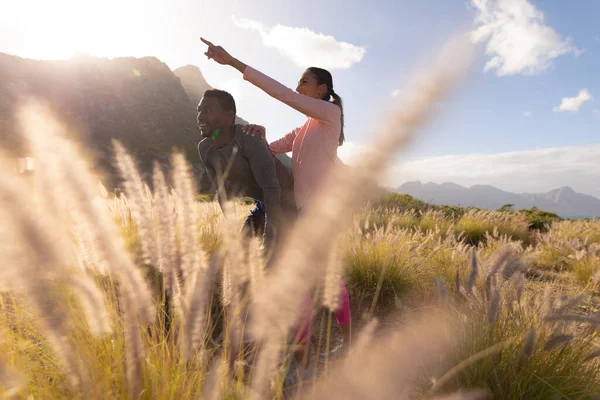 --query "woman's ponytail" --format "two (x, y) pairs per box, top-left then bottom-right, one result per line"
(331, 91), (345, 146)
(306, 66), (345, 147)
